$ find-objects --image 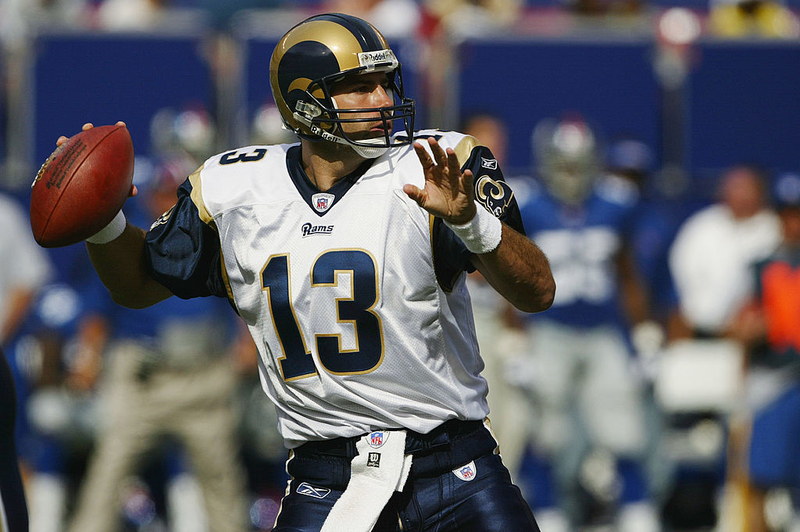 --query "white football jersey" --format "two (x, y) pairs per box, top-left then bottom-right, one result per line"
(146, 129), (521, 448)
